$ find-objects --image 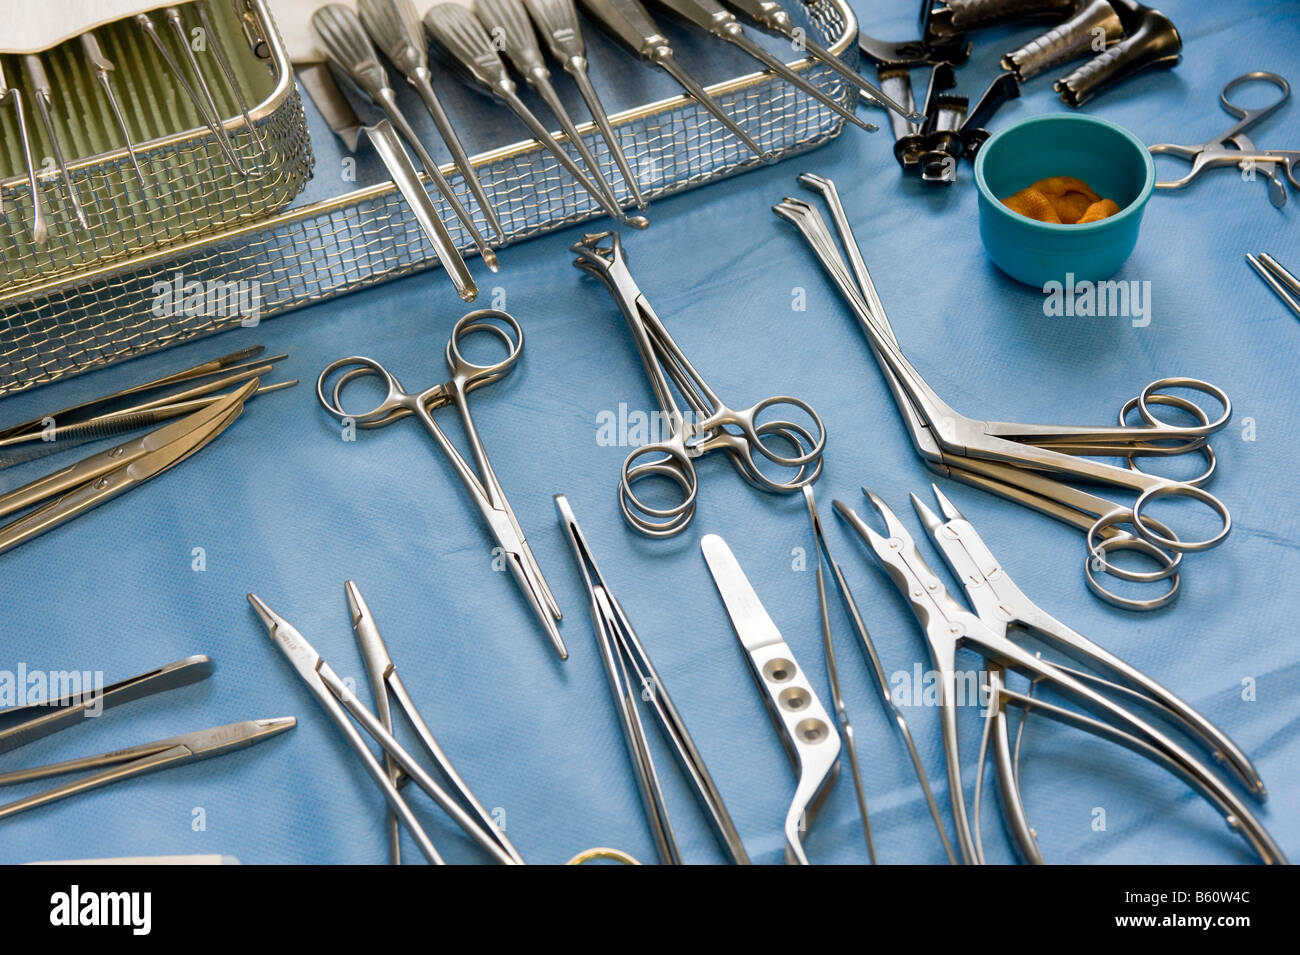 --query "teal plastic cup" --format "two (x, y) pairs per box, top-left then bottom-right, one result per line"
(974, 114), (1155, 287)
